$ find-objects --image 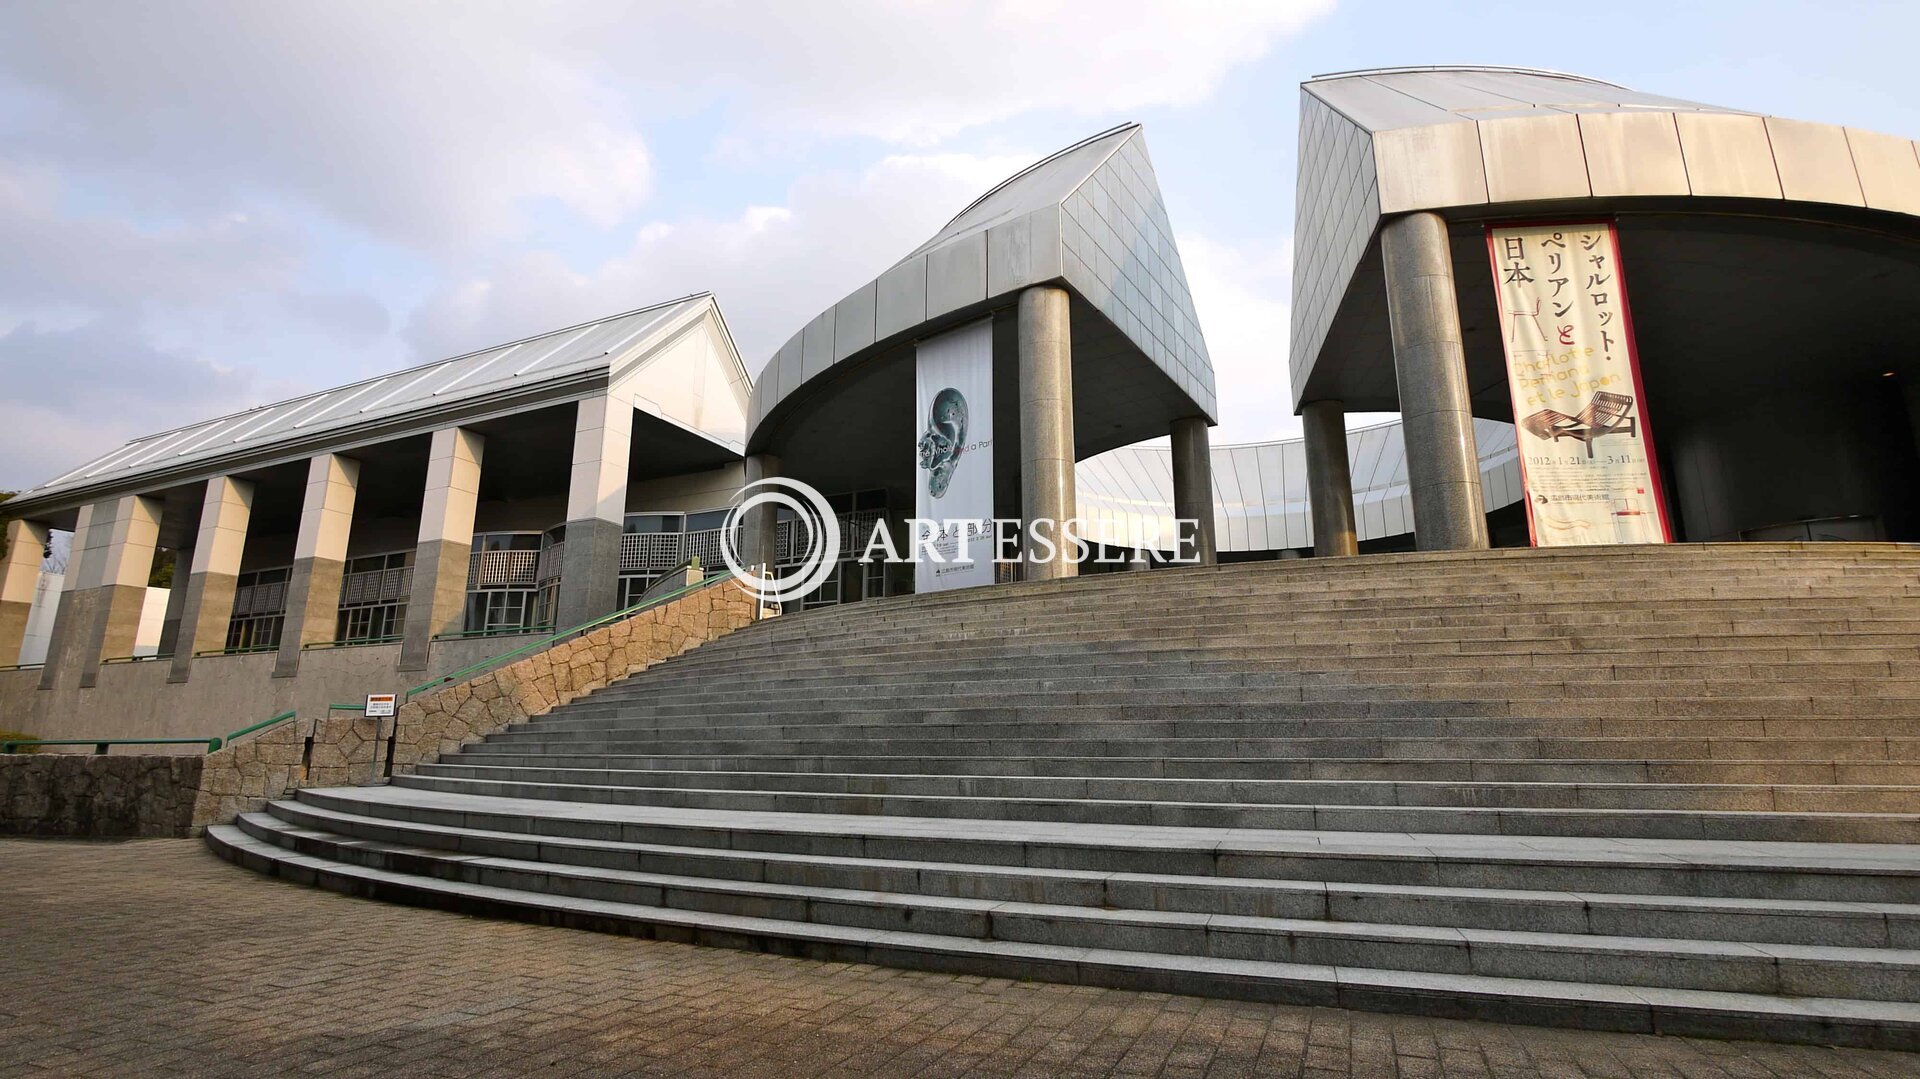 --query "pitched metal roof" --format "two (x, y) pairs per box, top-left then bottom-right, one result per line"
(19, 293), (735, 507)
